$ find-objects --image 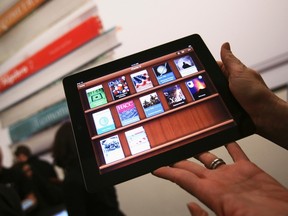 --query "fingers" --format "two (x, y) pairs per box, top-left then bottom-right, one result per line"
(152, 165), (194, 183)
(187, 202), (208, 216)
(195, 142), (249, 169)
(220, 42), (268, 88)
(153, 160), (205, 181)
(172, 160), (206, 175)
(153, 143), (249, 190)
(152, 166), (175, 181)
(220, 42), (247, 78)
(225, 142), (250, 162)
(222, 41), (231, 51)
(195, 152), (224, 169)
(217, 61), (224, 69)
(153, 165), (200, 194)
